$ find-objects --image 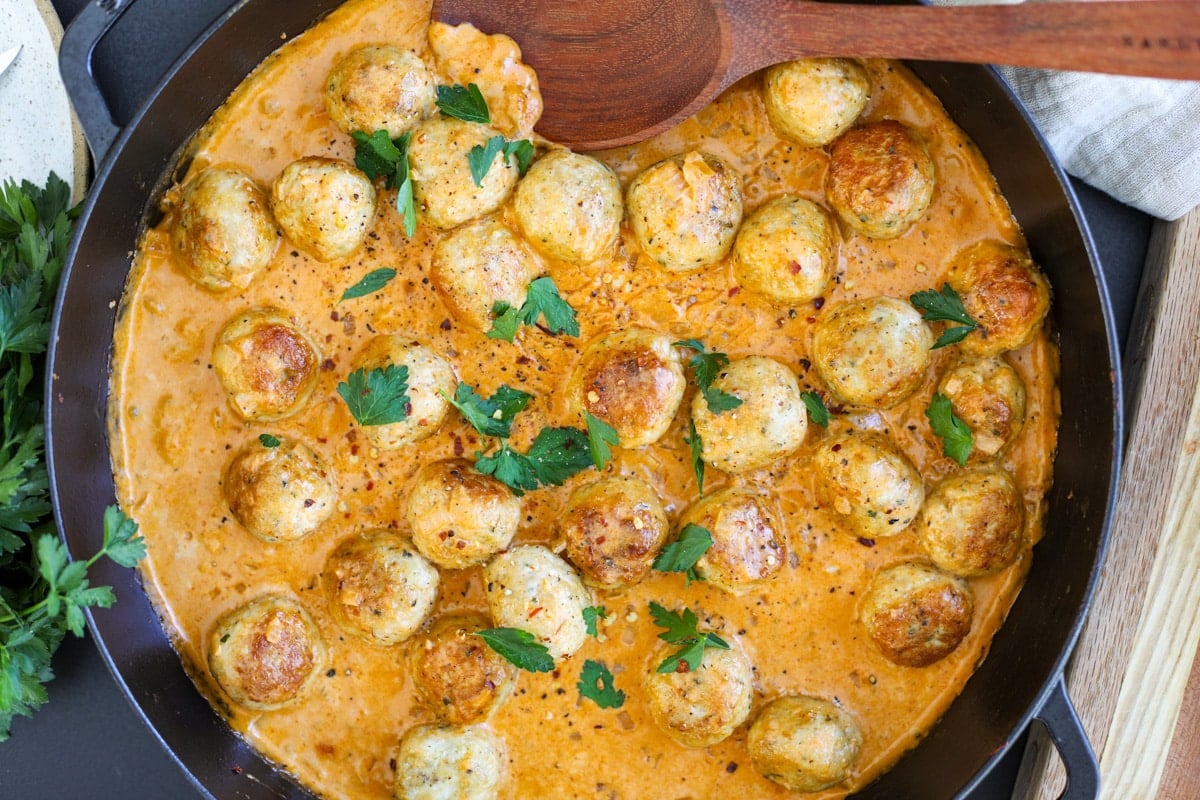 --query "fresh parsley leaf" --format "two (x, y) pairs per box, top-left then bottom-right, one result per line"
(444, 382), (532, 439)
(684, 418), (705, 495)
(340, 268), (397, 301)
(801, 391), (830, 428)
(674, 339), (743, 413)
(910, 283), (978, 349)
(468, 136), (536, 186)
(648, 601), (730, 674)
(506, 138), (535, 175)
(583, 605), (606, 638)
(926, 392), (974, 465)
(487, 277), (580, 341)
(475, 441), (540, 496)
(578, 659), (625, 709)
(652, 524), (713, 584)
(475, 627), (554, 672)
(435, 83), (491, 123)
(337, 365), (411, 427)
(486, 301), (522, 342)
(100, 505), (147, 570)
(258, 433), (281, 448)
(526, 426), (593, 487)
(585, 411), (619, 471)
(351, 130), (416, 237)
